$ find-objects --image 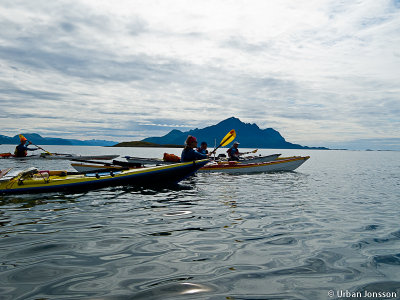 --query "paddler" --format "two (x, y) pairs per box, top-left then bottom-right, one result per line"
(227, 141), (242, 161)
(181, 136), (209, 162)
(196, 141), (209, 155)
(14, 136), (38, 157)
